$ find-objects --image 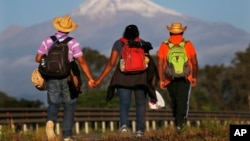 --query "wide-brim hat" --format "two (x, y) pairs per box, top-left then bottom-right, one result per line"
(167, 22), (187, 34)
(52, 16), (77, 32)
